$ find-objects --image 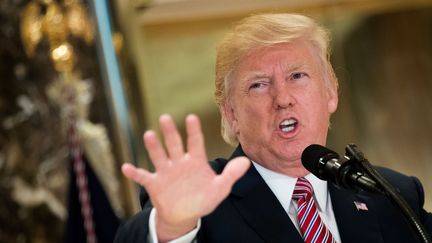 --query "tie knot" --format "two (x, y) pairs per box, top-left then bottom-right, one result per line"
(292, 177), (313, 202)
